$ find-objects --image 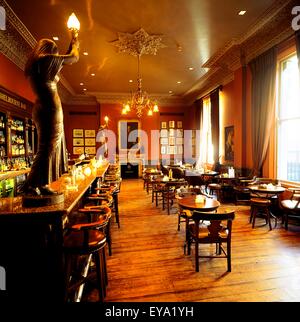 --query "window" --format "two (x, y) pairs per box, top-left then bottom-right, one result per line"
(277, 54), (300, 182)
(198, 97), (214, 166)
